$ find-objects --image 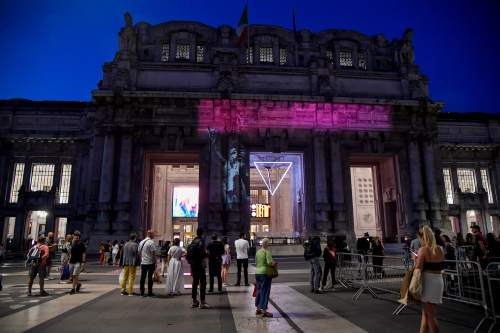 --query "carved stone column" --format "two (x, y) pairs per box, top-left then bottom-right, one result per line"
(421, 134), (440, 223)
(329, 132), (346, 230)
(313, 131), (330, 231)
(405, 132), (427, 225)
(96, 128), (116, 233)
(115, 129), (133, 233)
(208, 130), (224, 230)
